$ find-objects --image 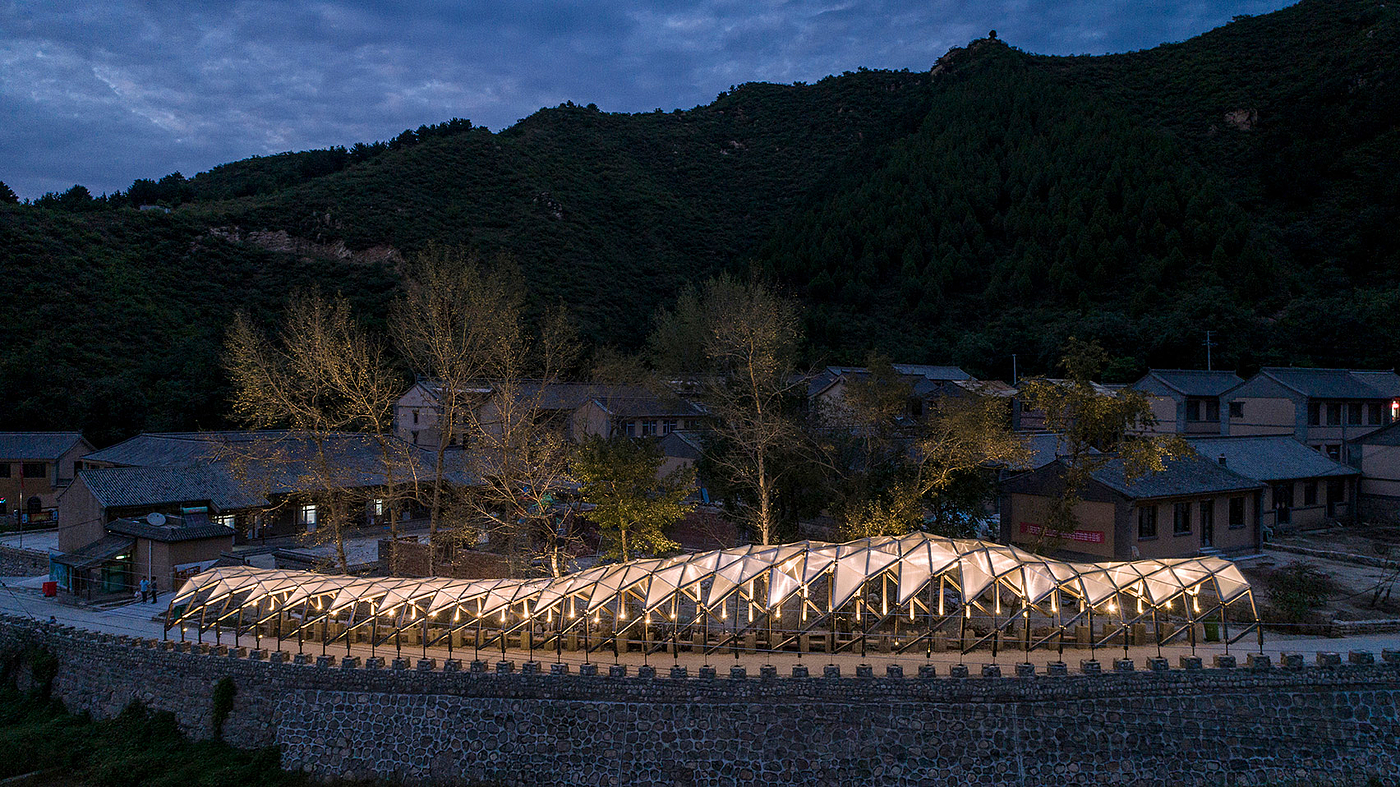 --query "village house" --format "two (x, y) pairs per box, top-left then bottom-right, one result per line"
(1010, 379), (1124, 432)
(0, 432), (94, 526)
(394, 380), (706, 446)
(1349, 421), (1400, 524)
(1222, 367), (1400, 460)
(999, 453), (1264, 560)
(1185, 435), (1358, 534)
(59, 431), (459, 551)
(807, 364), (977, 417)
(1130, 369), (1244, 435)
(49, 512), (236, 600)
